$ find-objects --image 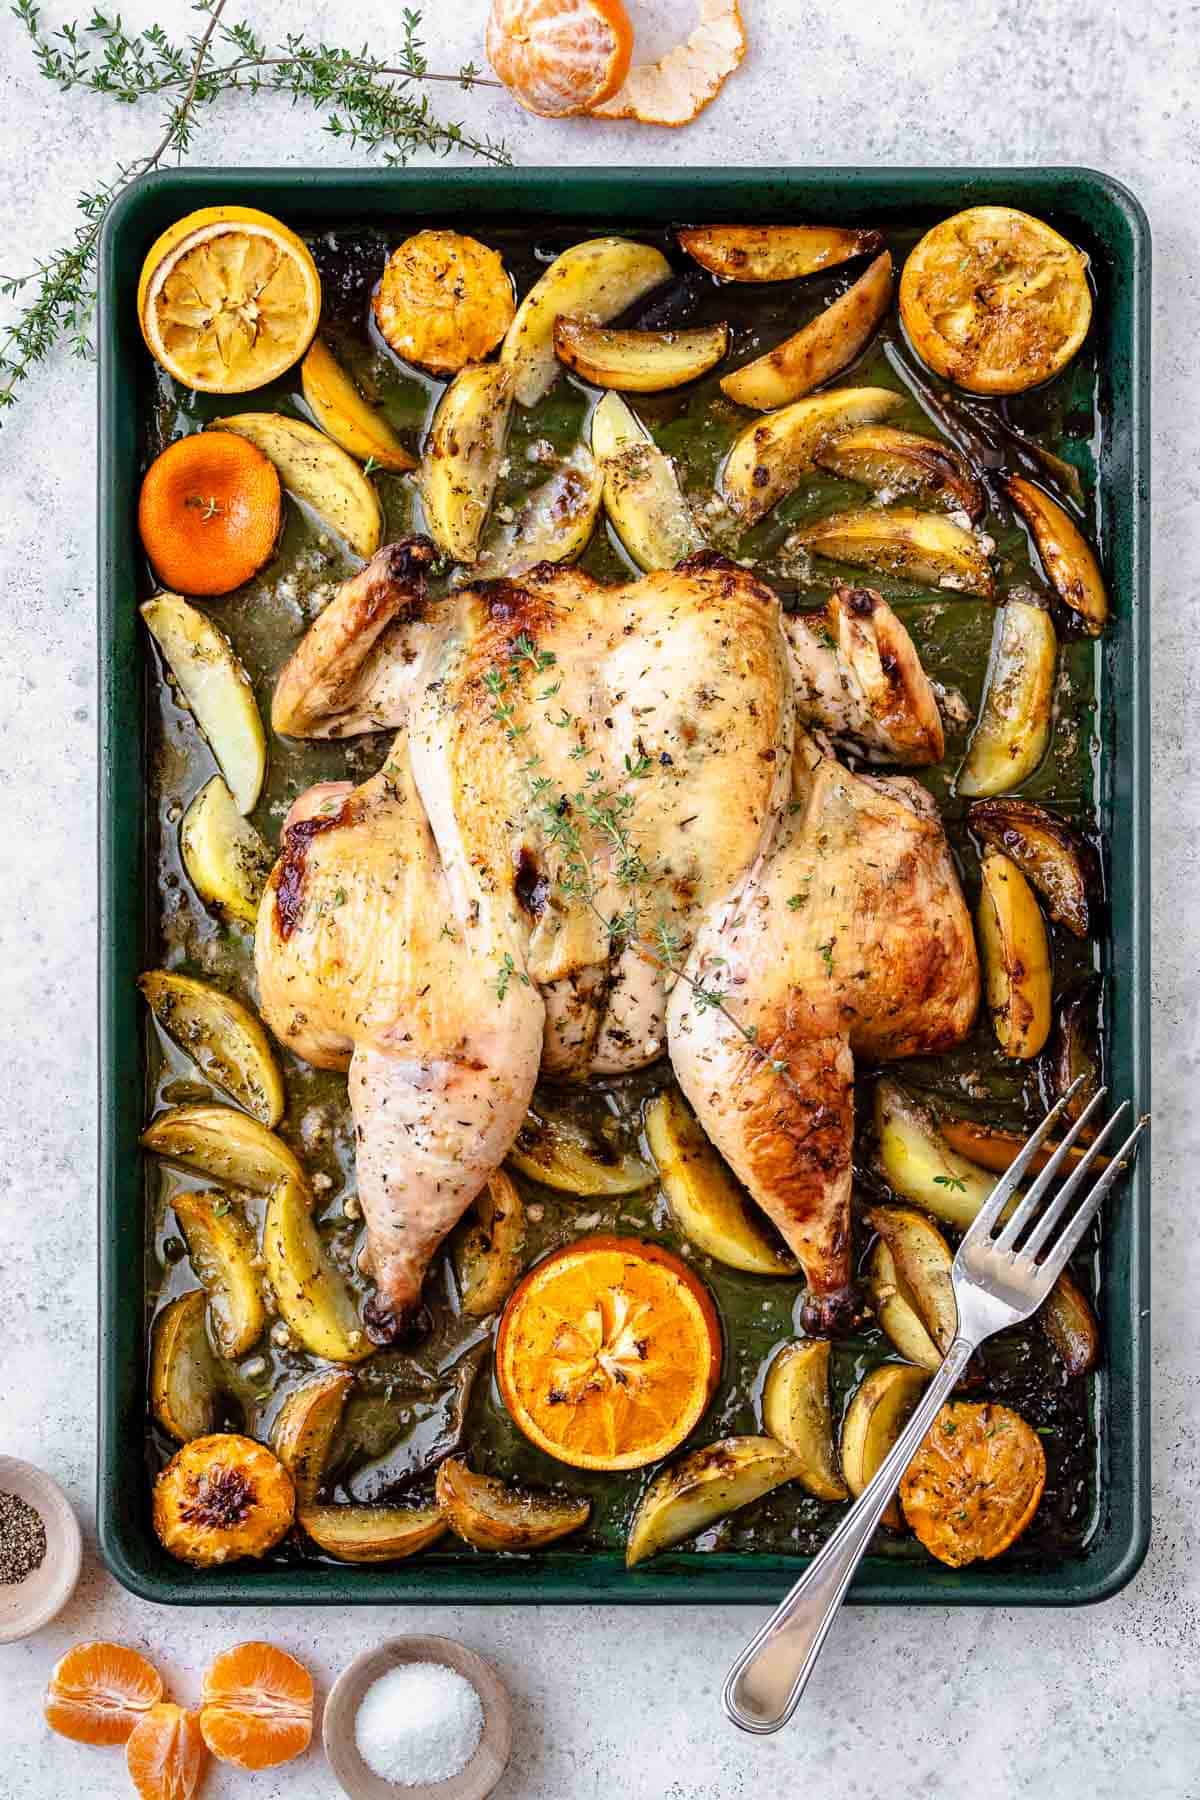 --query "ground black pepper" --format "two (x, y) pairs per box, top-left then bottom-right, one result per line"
(0, 1490), (48, 1584)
